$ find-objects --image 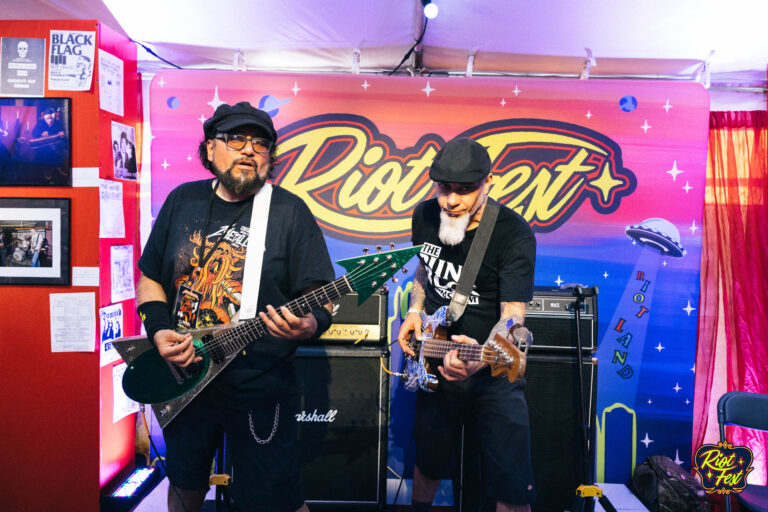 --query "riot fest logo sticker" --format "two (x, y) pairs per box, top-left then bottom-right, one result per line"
(693, 441), (753, 494)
